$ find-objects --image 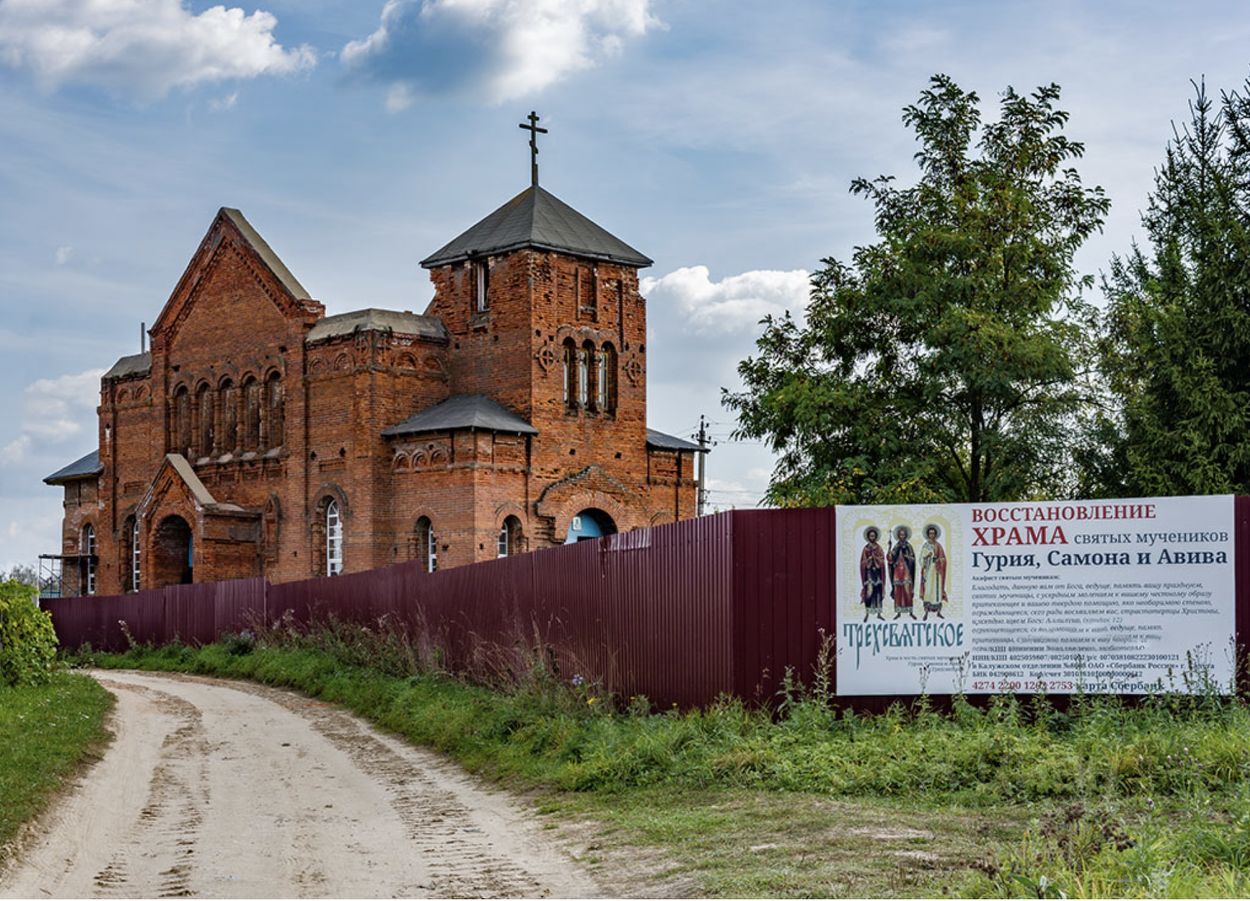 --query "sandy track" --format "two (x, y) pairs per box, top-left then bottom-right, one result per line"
(2, 670), (601, 899)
